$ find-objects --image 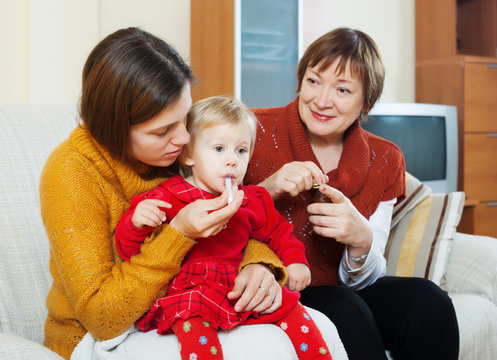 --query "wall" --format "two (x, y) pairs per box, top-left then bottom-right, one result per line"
(0, 0), (190, 105)
(0, 0), (29, 104)
(304, 0), (415, 103)
(0, 0), (413, 105)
